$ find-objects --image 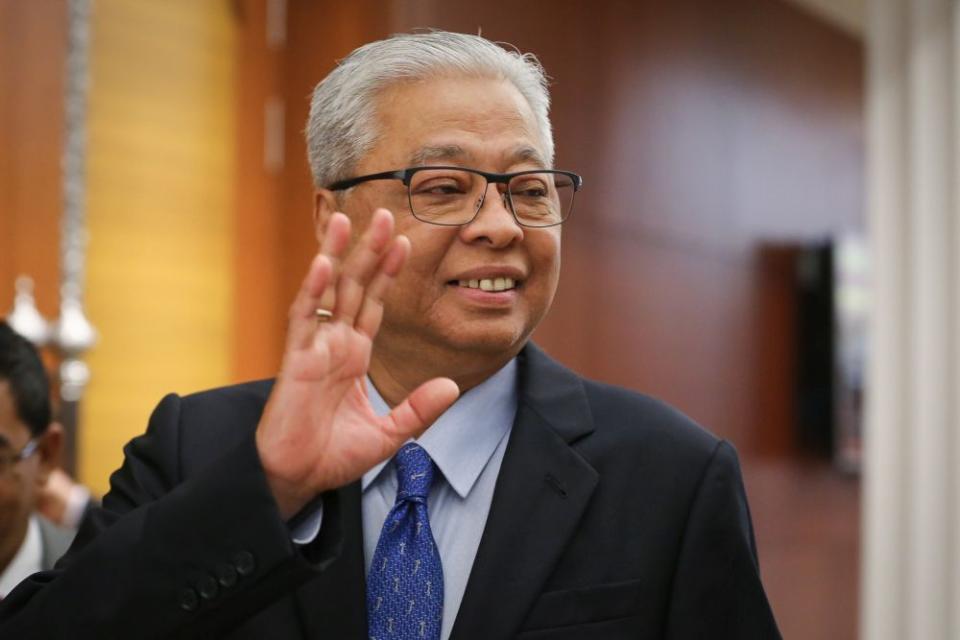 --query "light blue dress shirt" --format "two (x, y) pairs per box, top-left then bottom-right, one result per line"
(363, 360), (517, 640)
(291, 359), (517, 640)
